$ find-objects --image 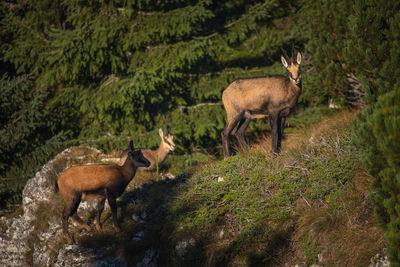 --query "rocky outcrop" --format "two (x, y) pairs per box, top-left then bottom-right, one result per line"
(0, 148), (75, 266)
(0, 146), (390, 267)
(0, 214), (31, 266)
(53, 245), (126, 267)
(0, 147), (130, 266)
(369, 248), (389, 267)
